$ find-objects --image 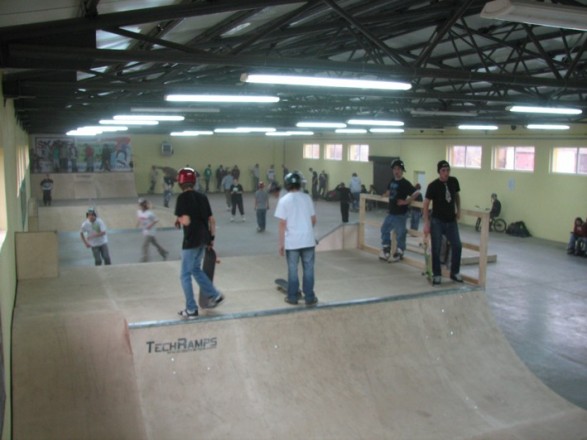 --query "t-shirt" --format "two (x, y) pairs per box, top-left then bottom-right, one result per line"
(425, 176), (460, 222)
(386, 177), (416, 215)
(40, 178), (53, 191)
(174, 190), (213, 249)
(274, 191), (316, 250)
(255, 190), (269, 210)
(80, 217), (108, 247)
(137, 209), (158, 236)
